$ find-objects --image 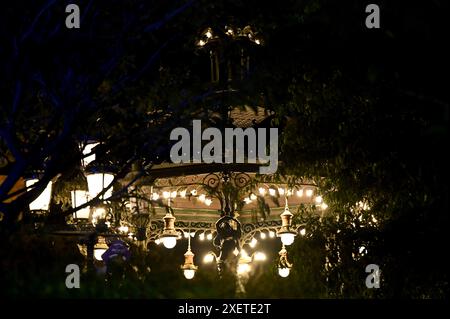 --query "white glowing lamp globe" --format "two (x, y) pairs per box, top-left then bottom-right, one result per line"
(278, 267), (290, 278)
(161, 236), (177, 249)
(26, 179), (52, 211)
(183, 269), (196, 280)
(87, 173), (114, 199)
(94, 249), (107, 261)
(280, 233), (295, 246)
